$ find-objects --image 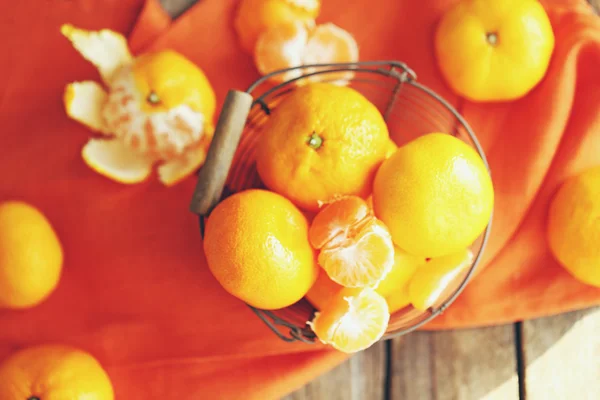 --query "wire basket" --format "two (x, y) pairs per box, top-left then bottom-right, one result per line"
(190, 61), (492, 344)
